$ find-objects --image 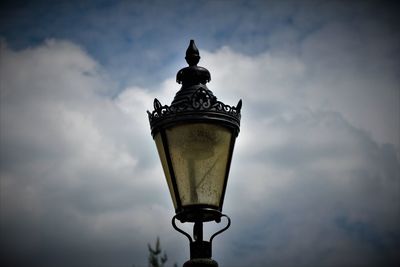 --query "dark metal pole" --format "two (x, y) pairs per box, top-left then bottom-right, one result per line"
(193, 221), (203, 242)
(183, 221), (218, 267)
